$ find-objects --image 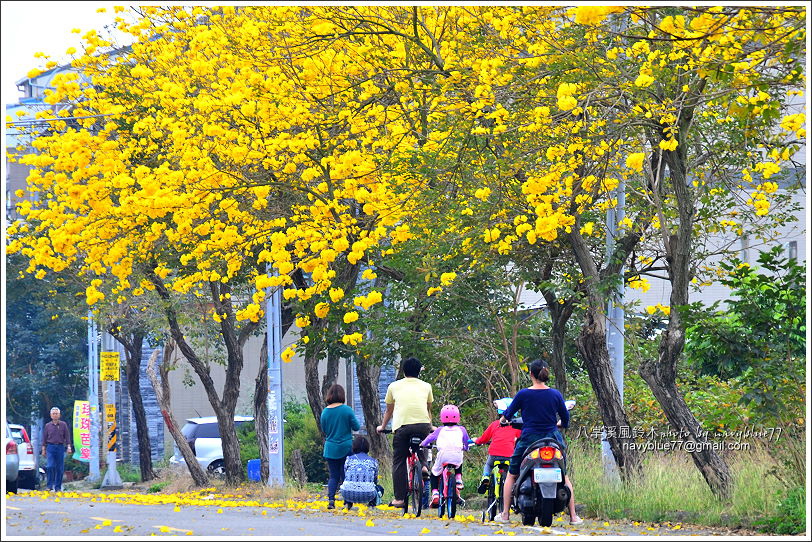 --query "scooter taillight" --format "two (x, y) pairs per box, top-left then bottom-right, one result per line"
(539, 447), (556, 461)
